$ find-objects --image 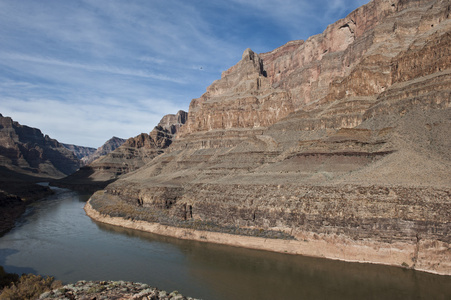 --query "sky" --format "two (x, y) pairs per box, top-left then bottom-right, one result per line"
(0, 0), (369, 148)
